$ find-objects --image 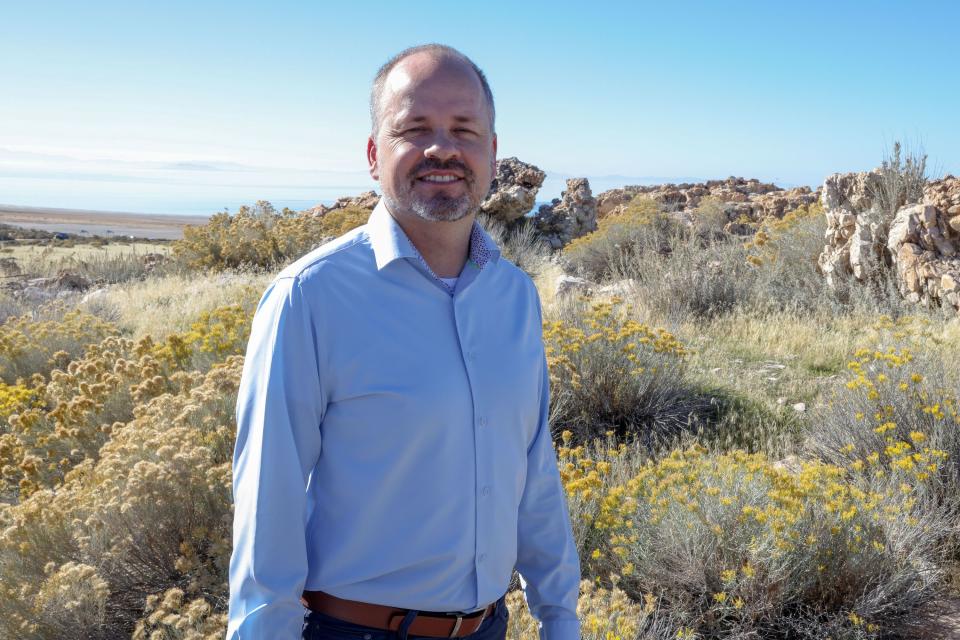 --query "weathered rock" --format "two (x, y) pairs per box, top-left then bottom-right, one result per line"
(534, 178), (599, 249)
(594, 177), (818, 225)
(479, 157), (546, 223)
(306, 190), (379, 216)
(818, 170), (896, 287)
(554, 275), (592, 298)
(884, 177), (960, 314)
(81, 287), (110, 304)
(2, 270), (95, 307)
